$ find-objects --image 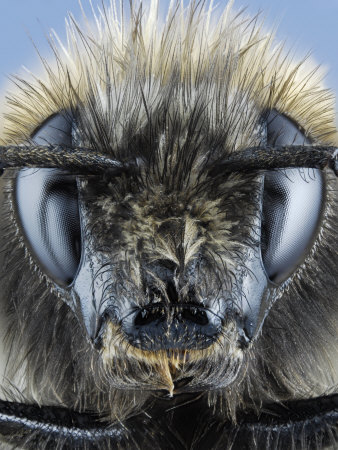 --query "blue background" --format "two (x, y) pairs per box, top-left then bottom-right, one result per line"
(0, 0), (337, 113)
